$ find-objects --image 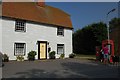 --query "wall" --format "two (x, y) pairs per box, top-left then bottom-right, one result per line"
(0, 4), (2, 52)
(110, 27), (120, 55)
(0, 4), (2, 79)
(2, 18), (73, 60)
(0, 18), (1, 52)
